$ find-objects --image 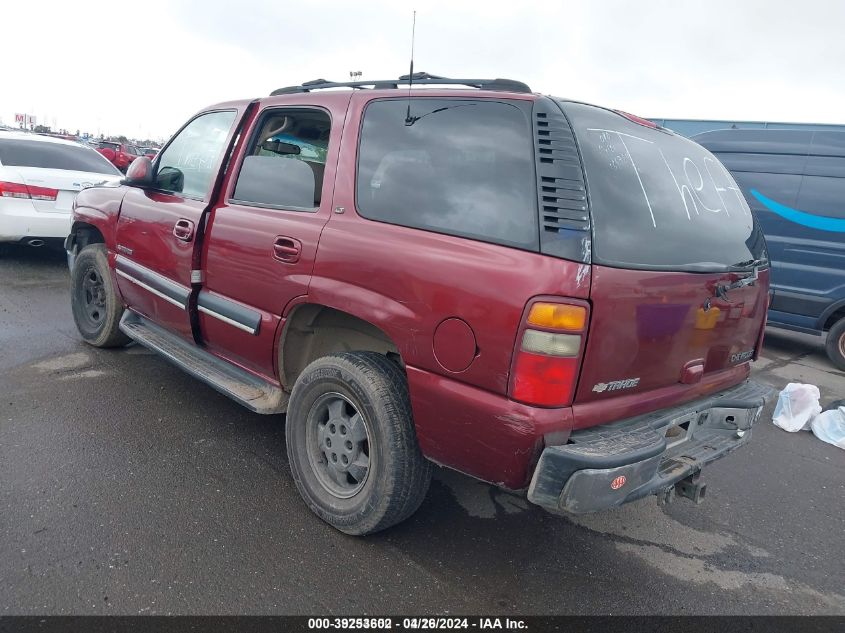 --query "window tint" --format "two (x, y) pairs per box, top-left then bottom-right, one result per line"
(232, 108), (330, 209)
(561, 101), (768, 271)
(155, 110), (237, 198)
(0, 139), (121, 174)
(98, 141), (120, 151)
(356, 99), (537, 250)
